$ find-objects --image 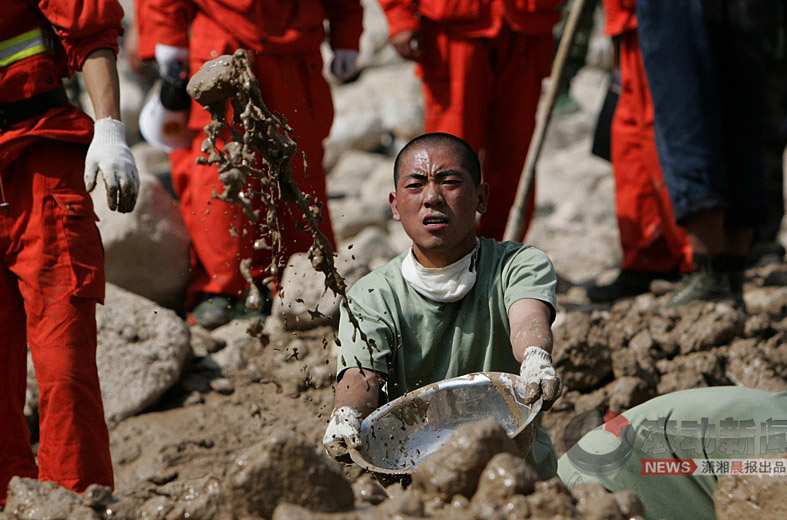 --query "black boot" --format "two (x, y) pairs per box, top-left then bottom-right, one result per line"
(666, 254), (735, 308)
(587, 269), (679, 303)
